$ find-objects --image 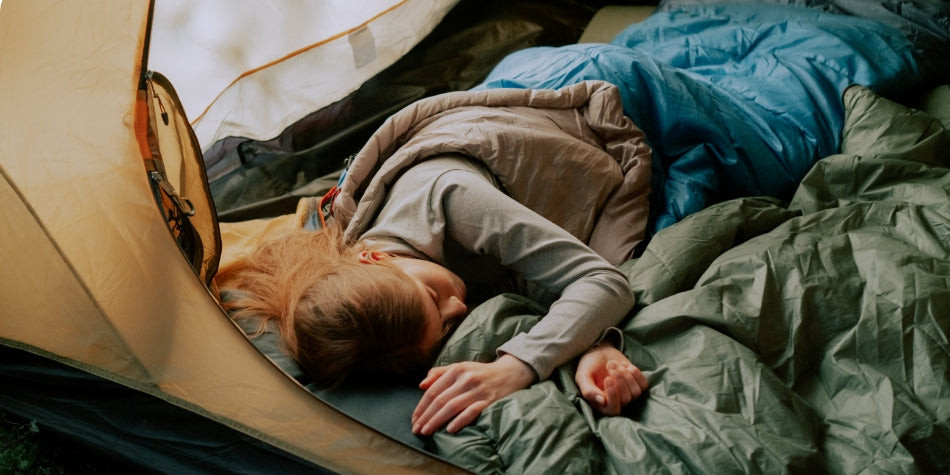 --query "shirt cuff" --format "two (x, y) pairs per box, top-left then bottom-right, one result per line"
(591, 327), (624, 352)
